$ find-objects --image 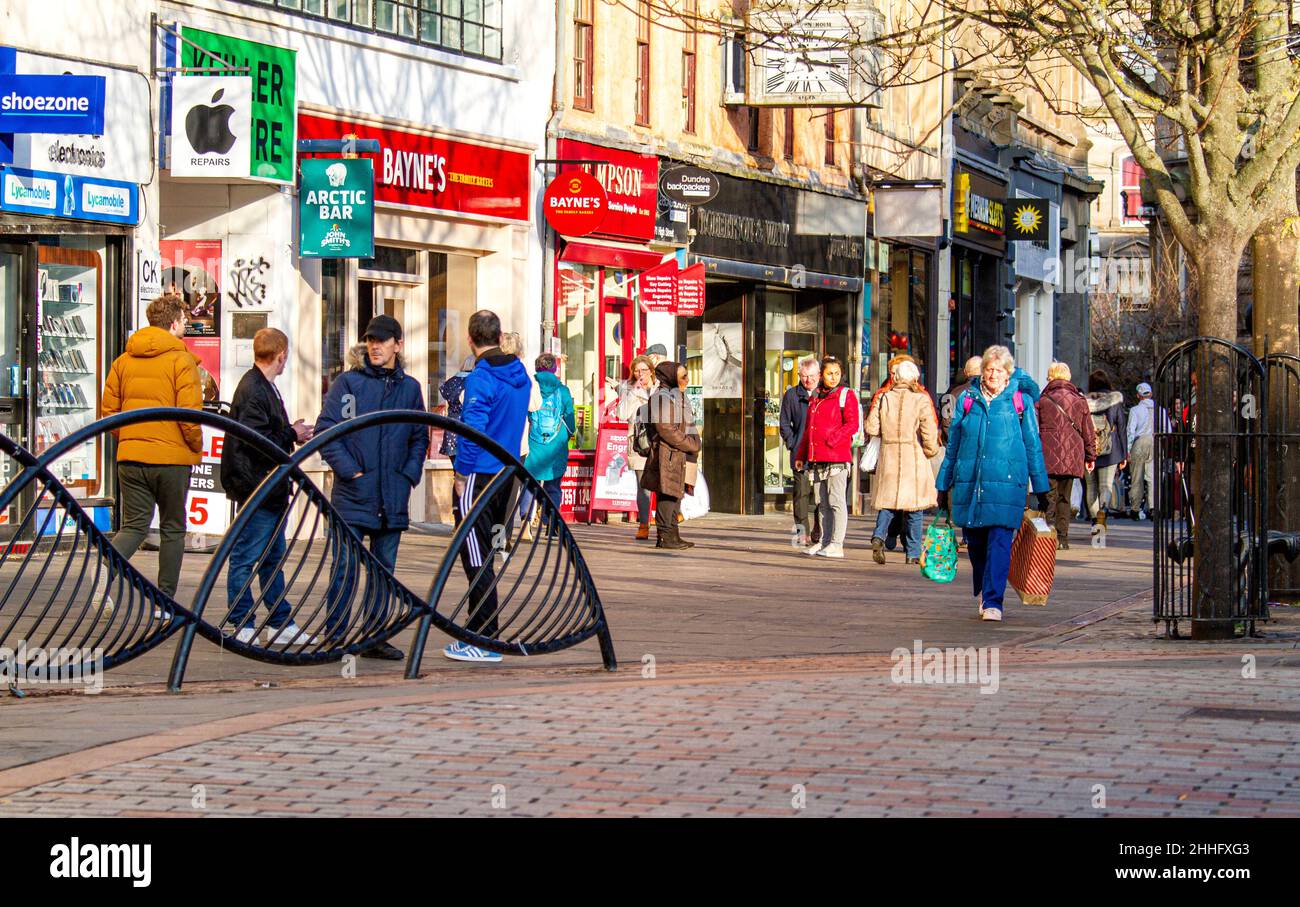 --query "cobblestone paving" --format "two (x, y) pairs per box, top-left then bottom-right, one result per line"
(3, 658), (1297, 817)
